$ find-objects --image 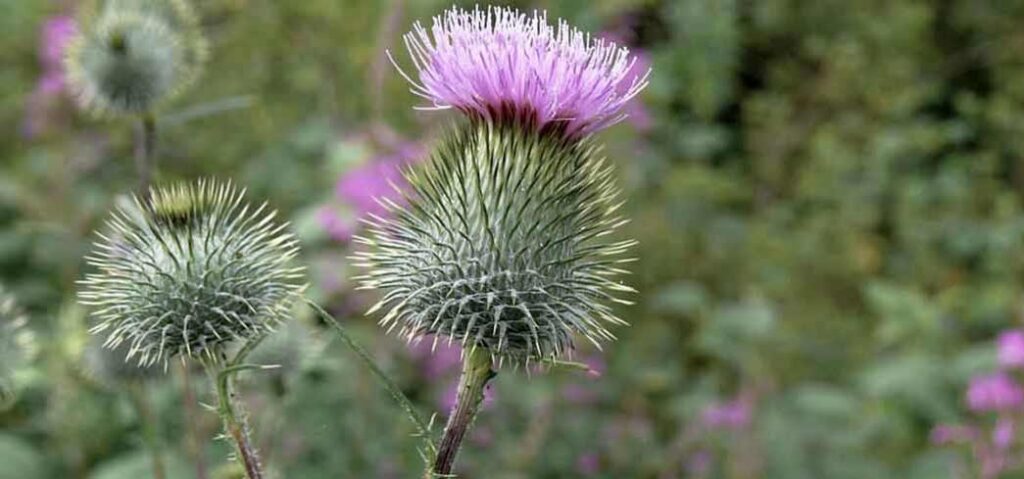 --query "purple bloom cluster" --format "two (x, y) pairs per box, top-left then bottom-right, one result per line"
(701, 396), (752, 430)
(391, 6), (649, 138)
(317, 139), (423, 242)
(23, 15), (77, 138)
(999, 329), (1024, 368)
(967, 372), (1024, 412)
